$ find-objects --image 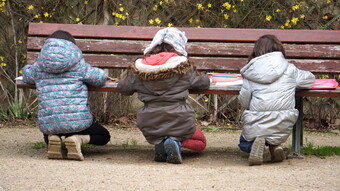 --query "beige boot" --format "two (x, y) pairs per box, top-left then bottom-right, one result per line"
(249, 137), (265, 166)
(269, 145), (285, 162)
(64, 135), (90, 161)
(47, 135), (63, 159)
